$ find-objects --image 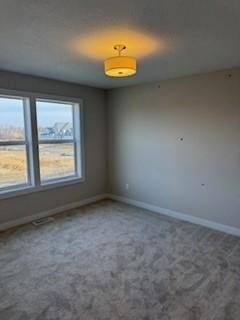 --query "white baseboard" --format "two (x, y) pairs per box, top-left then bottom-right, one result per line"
(2, 192), (239, 237)
(0, 193), (108, 232)
(107, 194), (240, 237)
